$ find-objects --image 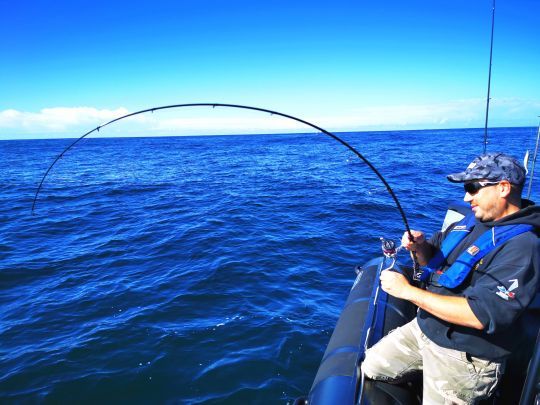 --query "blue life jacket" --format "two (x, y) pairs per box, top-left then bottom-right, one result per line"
(421, 213), (534, 288)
